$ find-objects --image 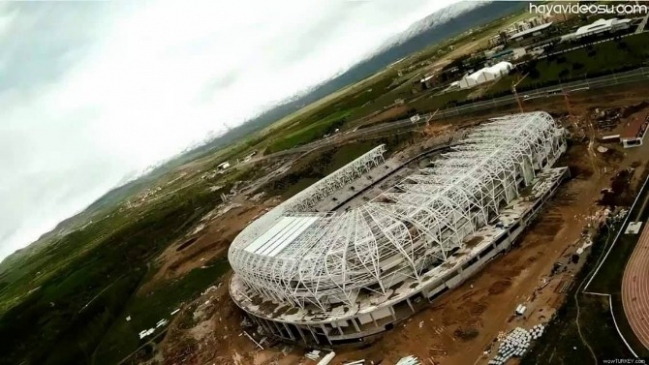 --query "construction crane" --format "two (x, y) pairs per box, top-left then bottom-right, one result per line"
(511, 73), (528, 113)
